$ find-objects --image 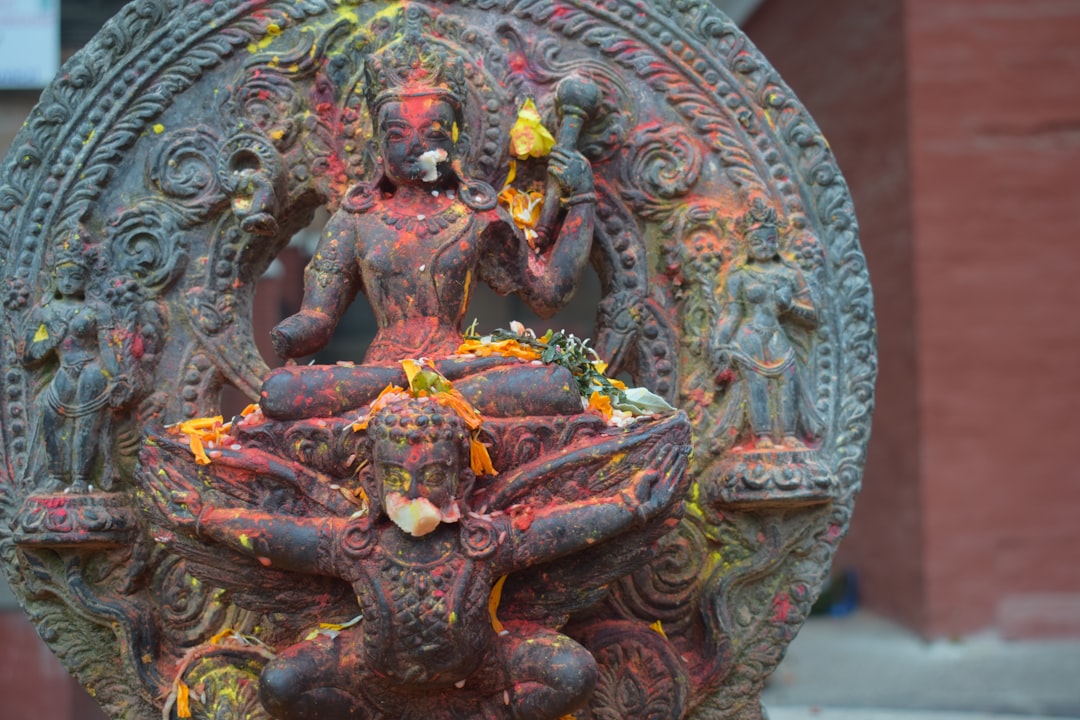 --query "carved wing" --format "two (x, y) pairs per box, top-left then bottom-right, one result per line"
(136, 437), (358, 625)
(474, 413), (691, 625)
